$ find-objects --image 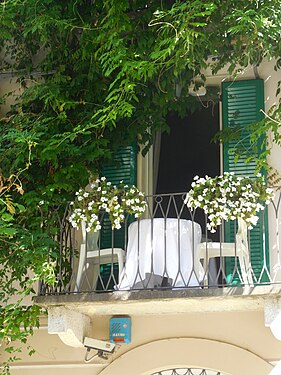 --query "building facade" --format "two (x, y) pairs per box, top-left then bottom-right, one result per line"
(2, 59), (281, 375)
